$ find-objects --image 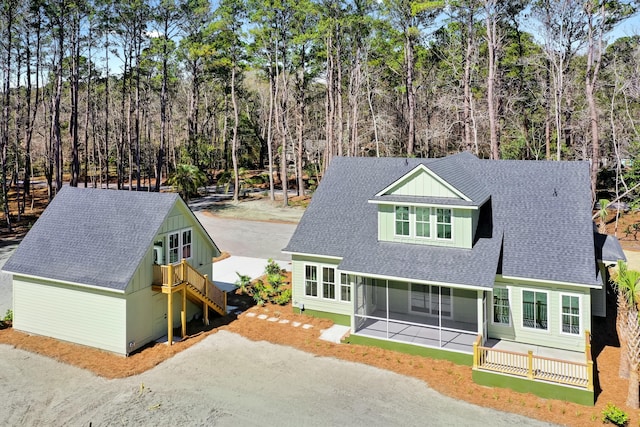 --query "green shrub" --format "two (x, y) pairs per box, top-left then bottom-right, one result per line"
(236, 260), (291, 306)
(602, 403), (629, 426)
(235, 273), (252, 295)
(3, 309), (12, 322)
(272, 288), (292, 305)
(265, 259), (283, 276)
